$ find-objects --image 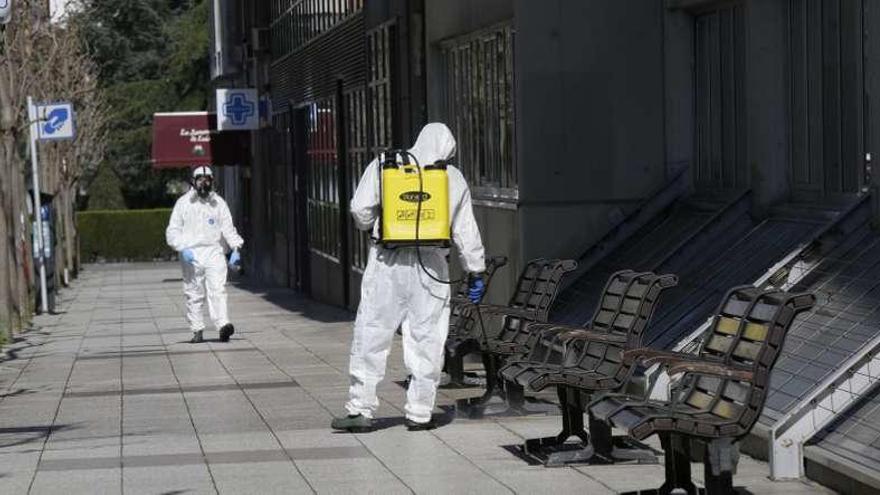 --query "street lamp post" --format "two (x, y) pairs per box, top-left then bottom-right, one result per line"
(27, 96), (49, 314)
